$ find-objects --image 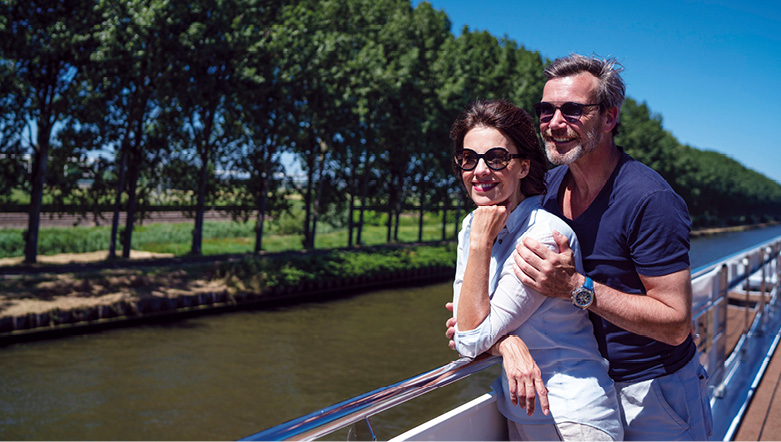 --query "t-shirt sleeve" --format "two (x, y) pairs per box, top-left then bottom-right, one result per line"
(629, 189), (691, 276)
